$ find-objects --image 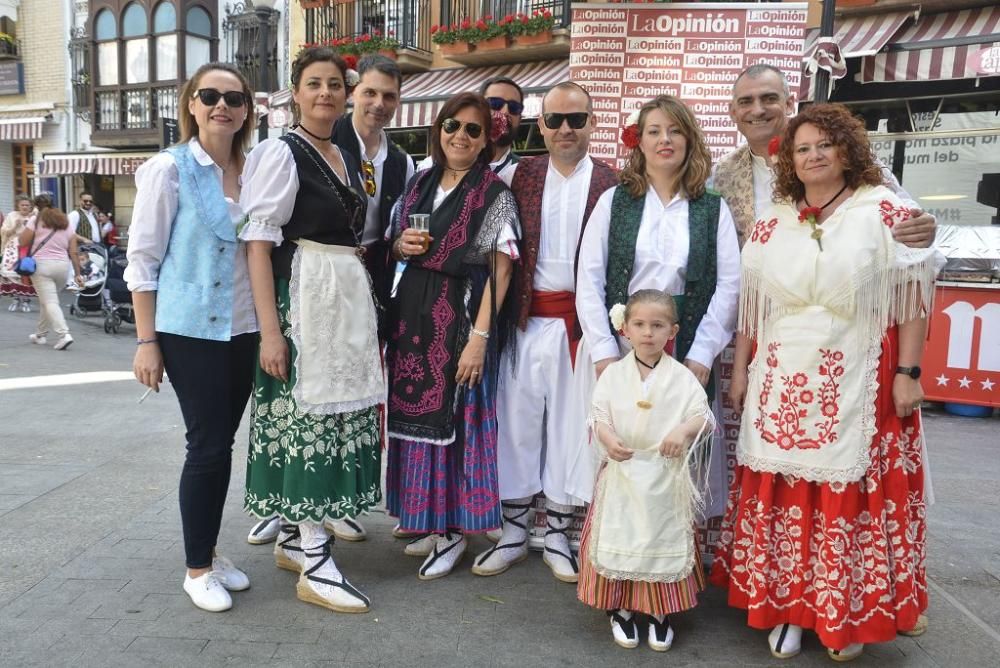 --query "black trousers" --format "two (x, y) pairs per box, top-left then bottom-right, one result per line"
(159, 331), (257, 568)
